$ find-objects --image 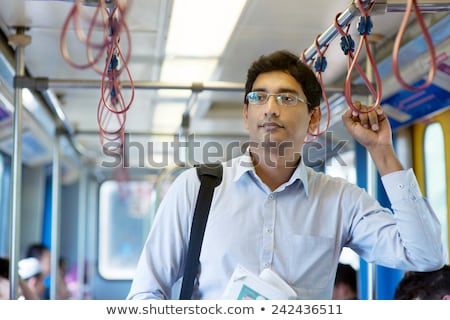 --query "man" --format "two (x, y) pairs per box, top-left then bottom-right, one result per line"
(26, 243), (71, 299)
(0, 257), (9, 299)
(332, 263), (358, 300)
(394, 265), (450, 300)
(26, 244), (51, 280)
(18, 257), (45, 299)
(127, 50), (445, 300)
(0, 257), (39, 300)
